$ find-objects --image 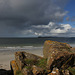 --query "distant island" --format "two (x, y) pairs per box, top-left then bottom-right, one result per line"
(38, 36), (75, 38)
